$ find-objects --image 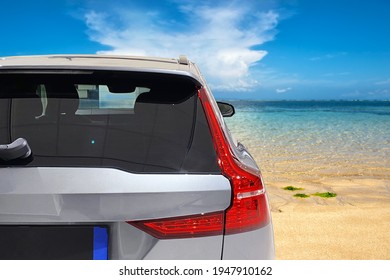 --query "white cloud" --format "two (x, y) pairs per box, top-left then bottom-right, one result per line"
(84, 4), (280, 91)
(275, 87), (292, 93)
(374, 78), (390, 85)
